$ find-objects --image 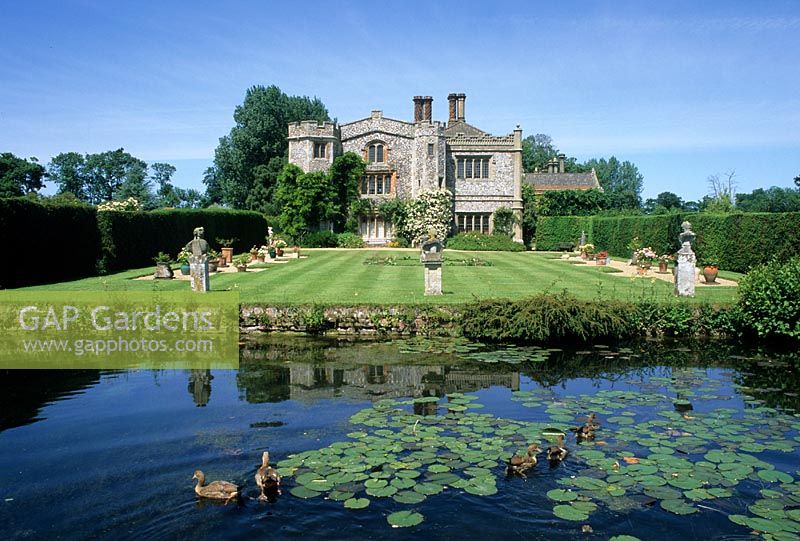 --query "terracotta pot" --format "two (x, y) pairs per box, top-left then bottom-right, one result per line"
(276, 248), (284, 257)
(257, 255), (265, 262)
(658, 261), (668, 273)
(636, 266), (647, 276)
(703, 265), (719, 283)
(221, 247), (233, 264)
(250, 252), (258, 262)
(236, 264), (247, 272)
(595, 258), (606, 266)
(581, 252), (588, 260)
